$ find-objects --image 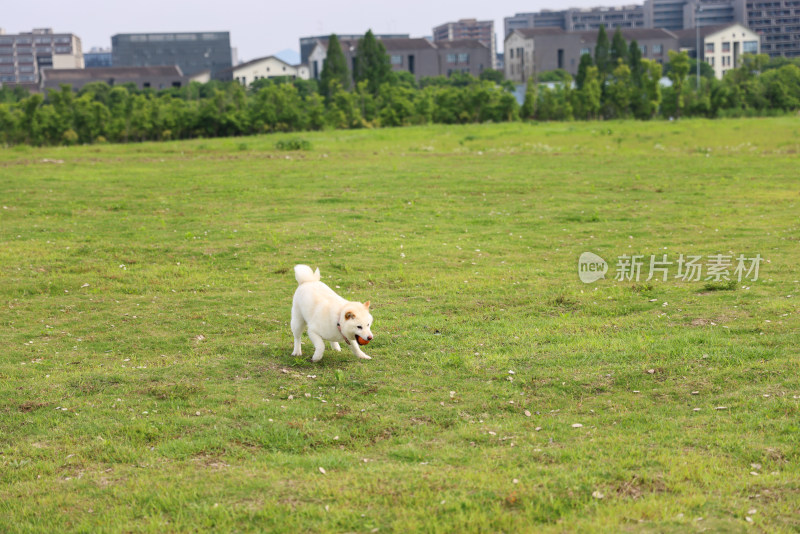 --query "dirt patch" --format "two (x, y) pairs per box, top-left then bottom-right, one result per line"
(18, 401), (49, 412)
